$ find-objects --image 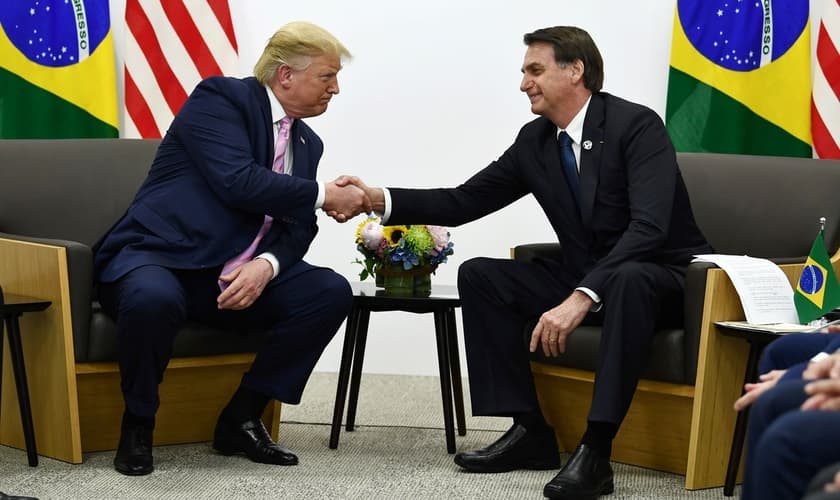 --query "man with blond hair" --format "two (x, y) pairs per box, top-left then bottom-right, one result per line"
(94, 21), (369, 476)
